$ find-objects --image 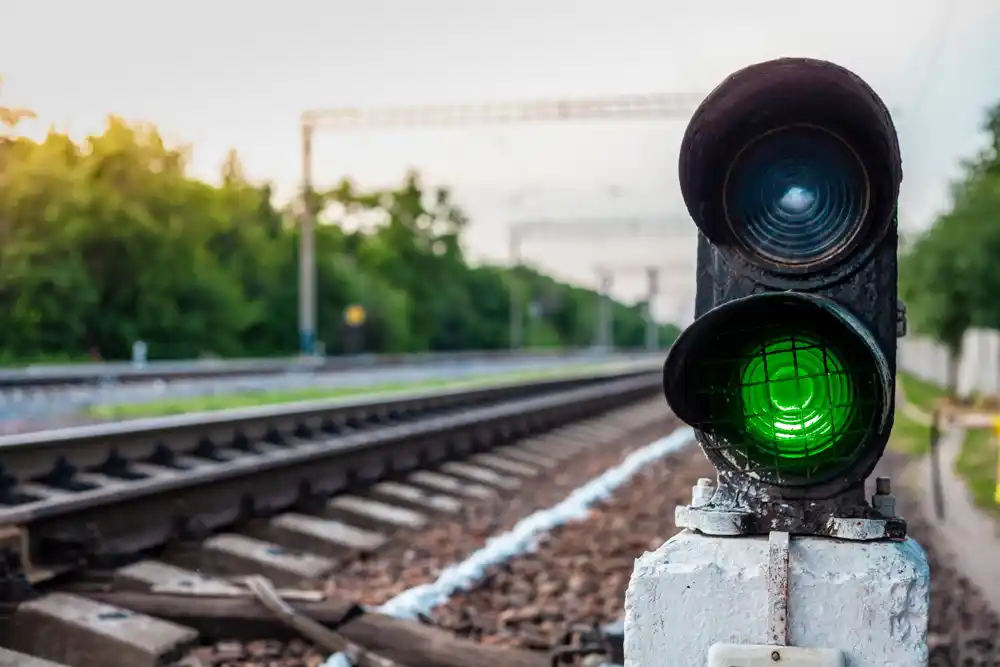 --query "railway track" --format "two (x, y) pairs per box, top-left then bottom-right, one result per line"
(0, 366), (671, 667)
